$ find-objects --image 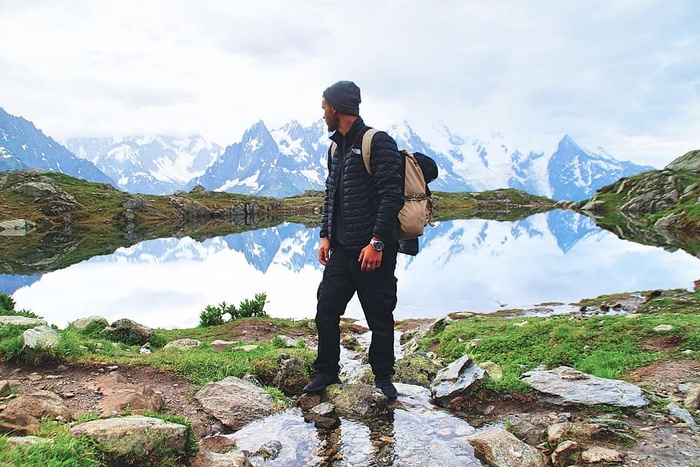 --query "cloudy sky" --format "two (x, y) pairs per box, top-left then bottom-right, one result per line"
(1, 0), (698, 168)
